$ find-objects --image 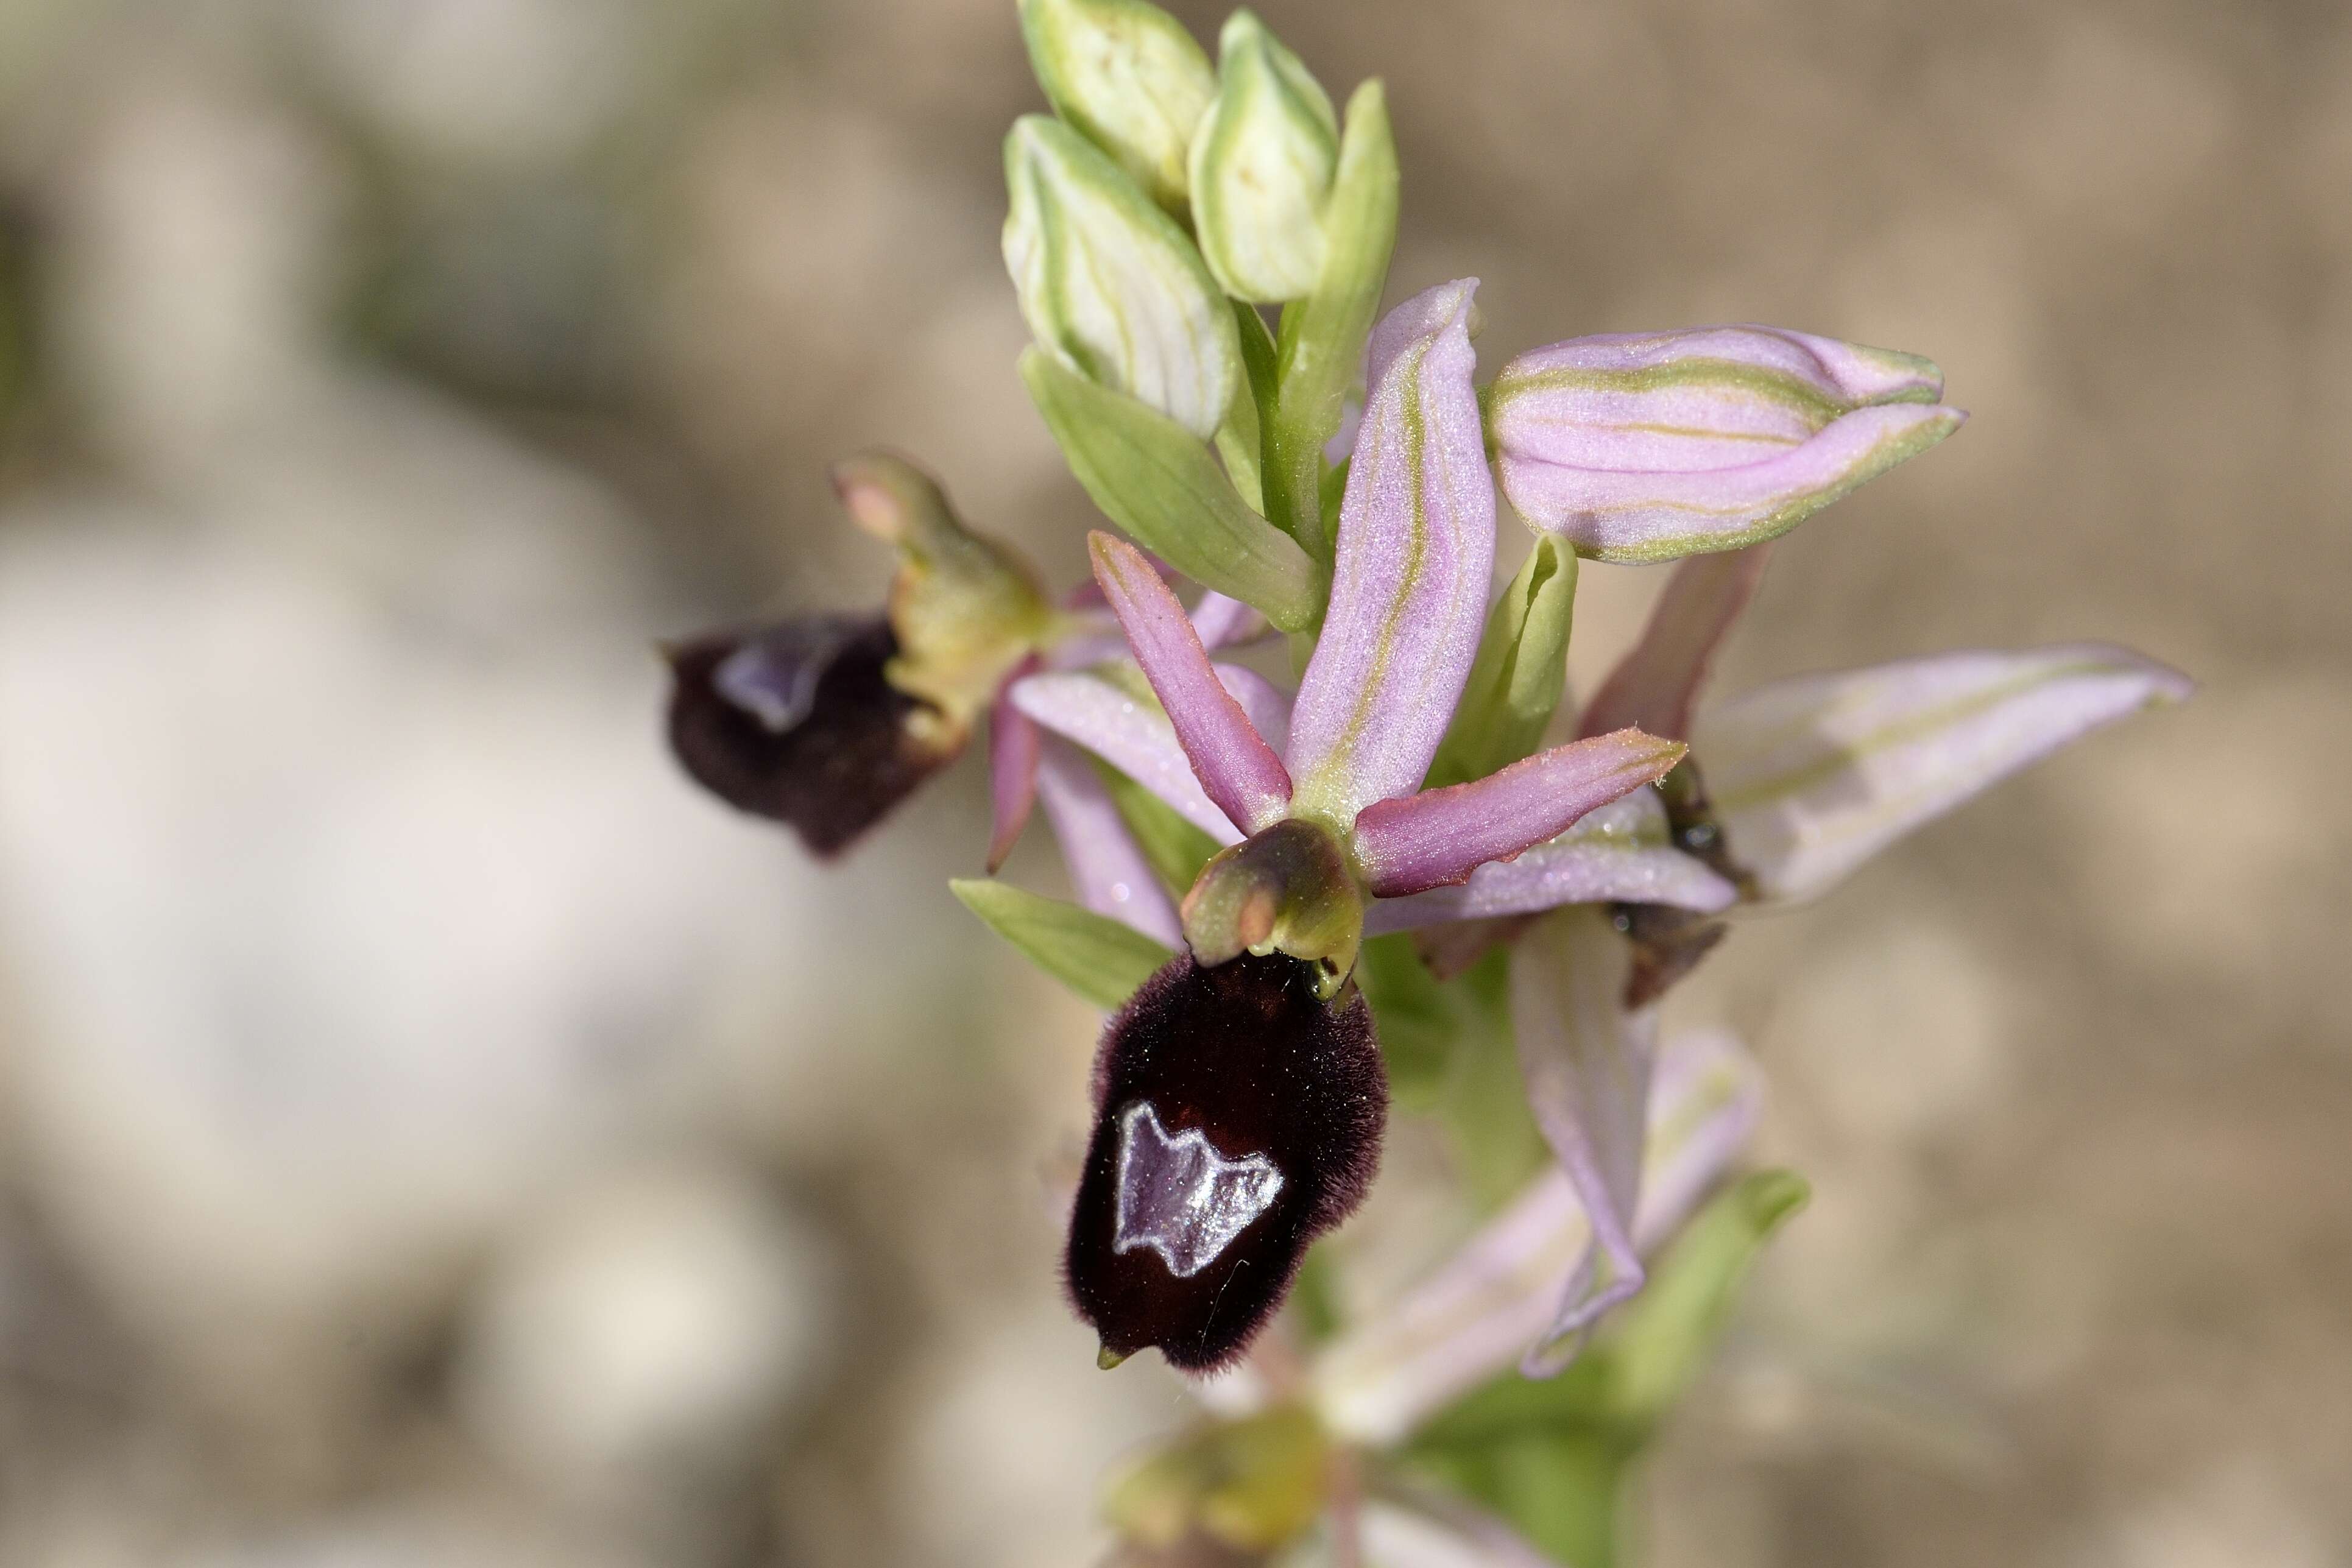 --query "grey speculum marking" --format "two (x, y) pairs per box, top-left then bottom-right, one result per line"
(1112, 1101), (1284, 1278)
